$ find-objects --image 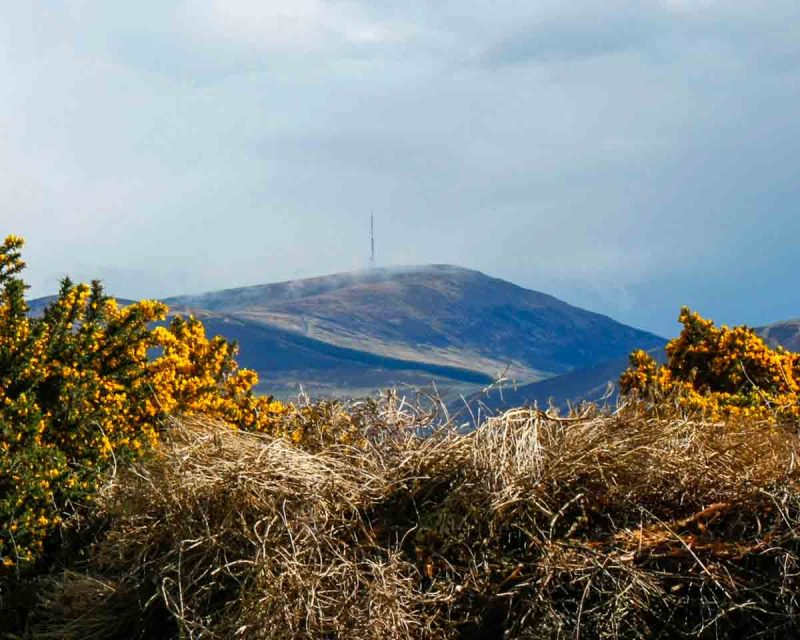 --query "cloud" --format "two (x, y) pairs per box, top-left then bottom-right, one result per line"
(2, 0), (800, 336)
(479, 6), (659, 65)
(191, 0), (393, 49)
